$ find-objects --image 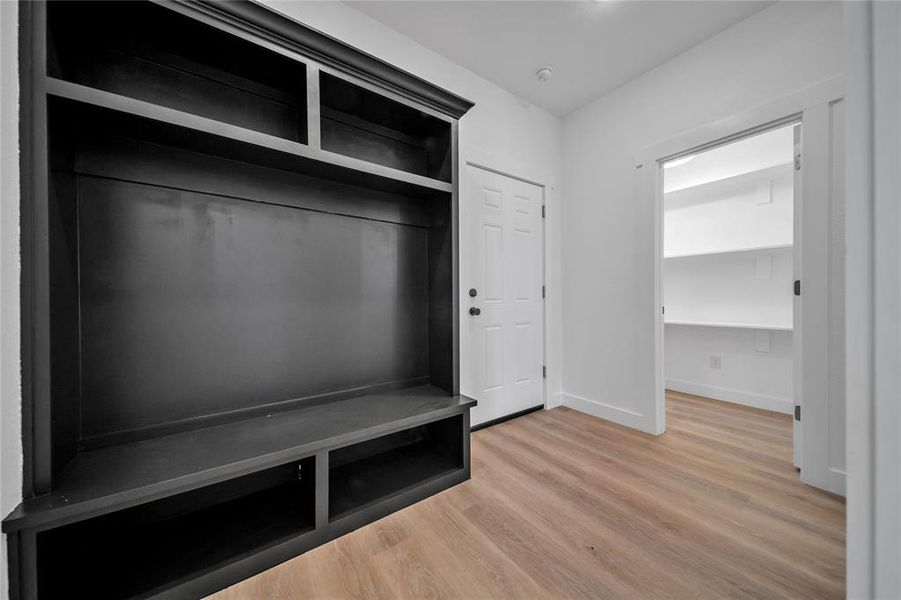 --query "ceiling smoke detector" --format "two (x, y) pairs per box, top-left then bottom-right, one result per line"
(536, 67), (553, 82)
